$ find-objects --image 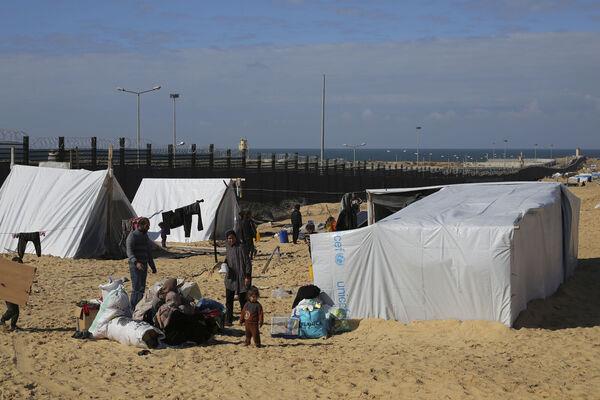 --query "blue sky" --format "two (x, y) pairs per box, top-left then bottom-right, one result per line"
(1, 0), (599, 148)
